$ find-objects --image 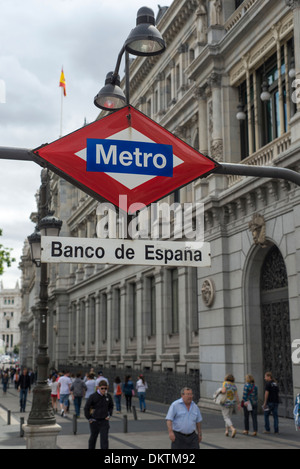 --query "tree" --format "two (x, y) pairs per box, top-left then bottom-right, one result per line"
(0, 229), (15, 276)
